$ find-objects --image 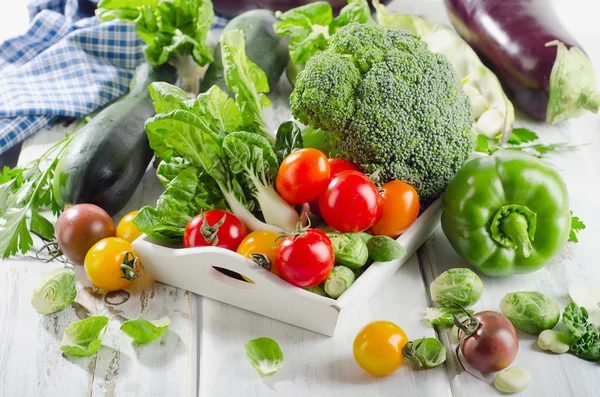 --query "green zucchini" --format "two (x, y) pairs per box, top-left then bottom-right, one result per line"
(200, 10), (289, 93)
(53, 63), (178, 216)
